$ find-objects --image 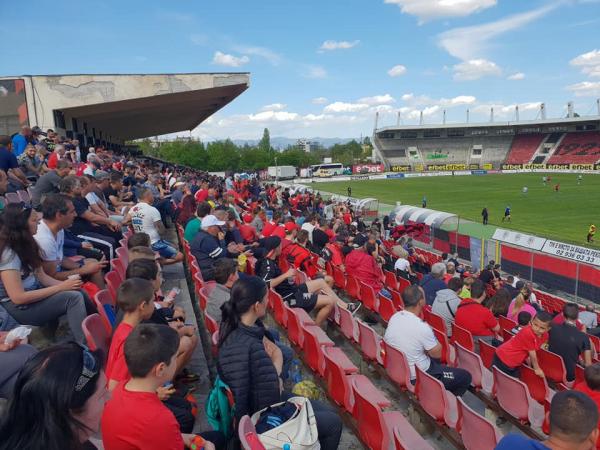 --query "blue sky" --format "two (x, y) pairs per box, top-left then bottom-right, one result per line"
(2, 0), (600, 140)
